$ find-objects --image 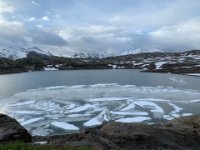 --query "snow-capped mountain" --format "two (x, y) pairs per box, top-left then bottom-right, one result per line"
(0, 47), (51, 60)
(115, 48), (163, 56)
(71, 48), (164, 59)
